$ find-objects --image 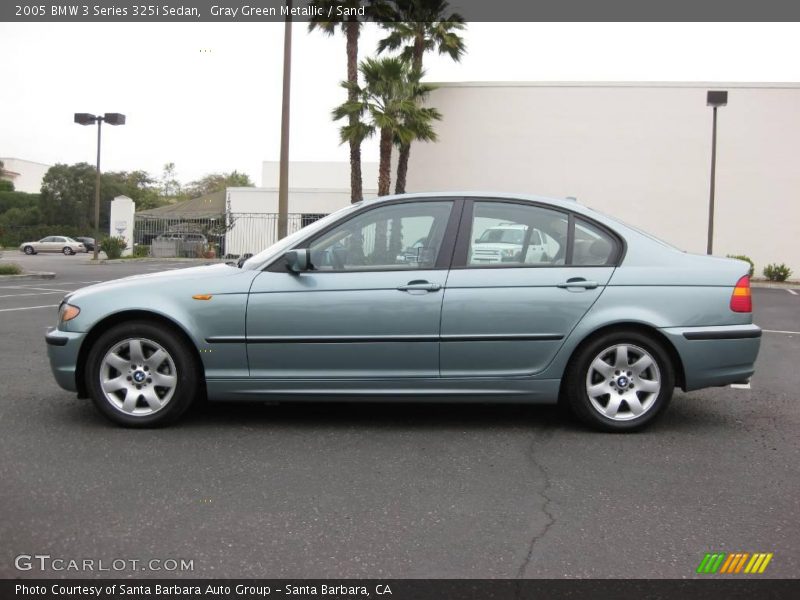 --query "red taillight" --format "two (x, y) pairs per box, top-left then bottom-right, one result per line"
(730, 275), (752, 313)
